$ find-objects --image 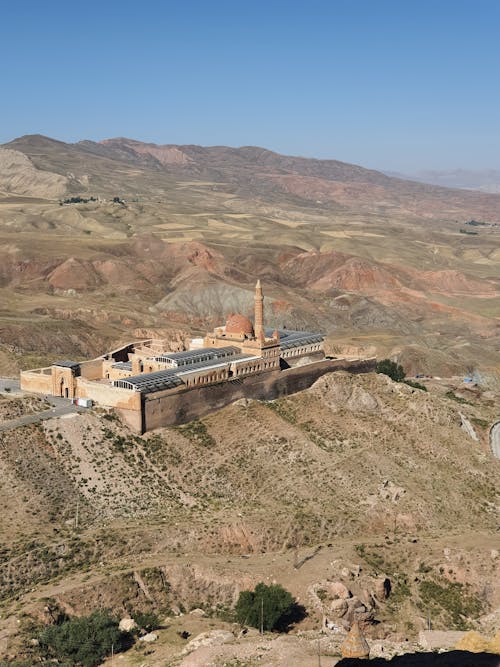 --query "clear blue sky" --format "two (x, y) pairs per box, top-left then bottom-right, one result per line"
(1, 0), (499, 171)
